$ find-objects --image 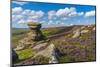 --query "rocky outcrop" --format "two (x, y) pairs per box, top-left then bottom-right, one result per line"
(81, 26), (85, 29)
(81, 30), (89, 34)
(14, 22), (58, 65)
(72, 29), (81, 38)
(33, 43), (58, 64)
(15, 22), (46, 51)
(27, 22), (46, 41)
